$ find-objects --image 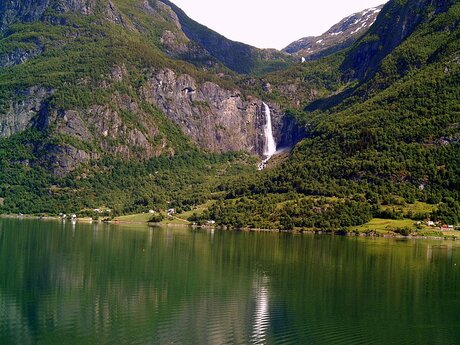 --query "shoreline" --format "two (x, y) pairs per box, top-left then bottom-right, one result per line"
(1, 213), (458, 241)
